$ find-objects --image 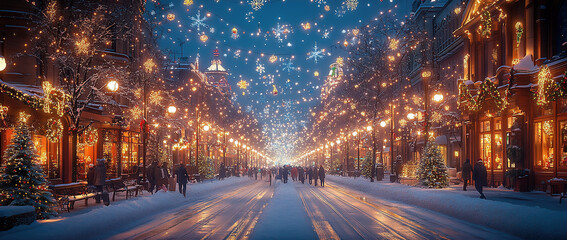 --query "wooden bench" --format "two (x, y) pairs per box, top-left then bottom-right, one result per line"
(106, 178), (141, 201)
(49, 183), (97, 212)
